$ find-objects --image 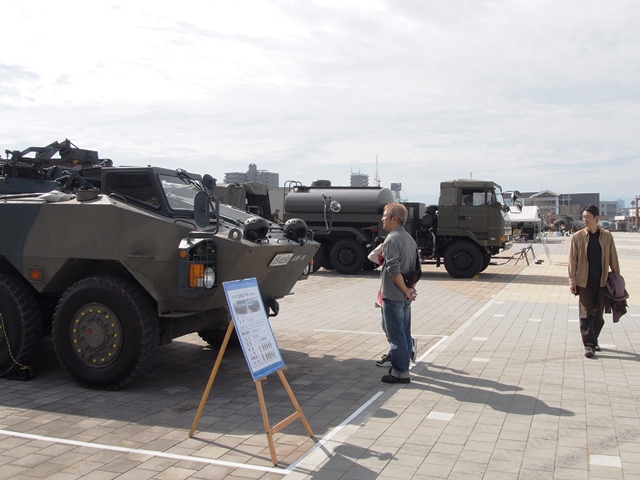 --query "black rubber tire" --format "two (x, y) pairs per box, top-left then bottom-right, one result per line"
(0, 274), (43, 376)
(444, 241), (483, 278)
(330, 238), (367, 274)
(198, 328), (240, 347)
(322, 245), (334, 270)
(52, 275), (159, 390)
(479, 252), (491, 273)
(312, 245), (325, 272)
